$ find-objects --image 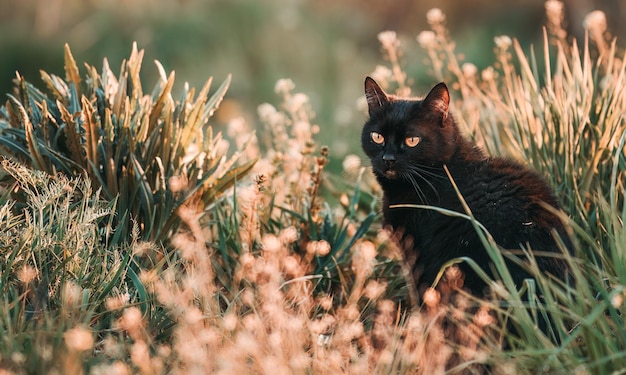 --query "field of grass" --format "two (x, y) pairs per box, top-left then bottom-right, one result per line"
(0, 4), (624, 374)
